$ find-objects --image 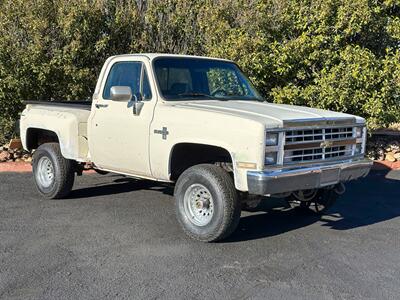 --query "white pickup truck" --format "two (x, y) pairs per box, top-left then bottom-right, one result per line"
(20, 54), (372, 242)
